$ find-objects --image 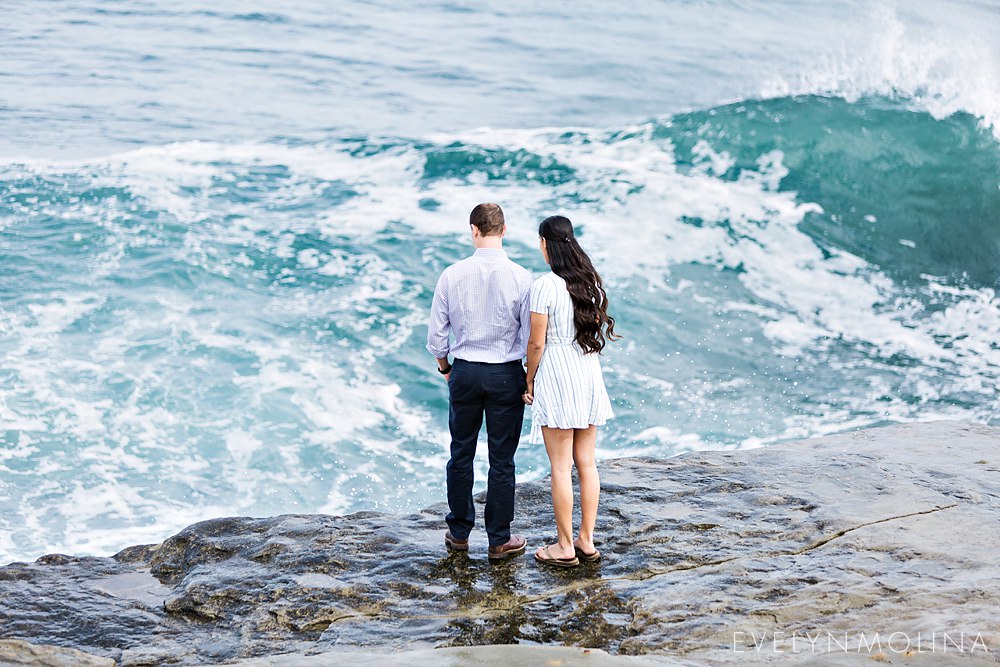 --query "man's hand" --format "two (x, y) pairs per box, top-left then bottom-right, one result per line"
(522, 381), (534, 405)
(437, 358), (452, 383)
